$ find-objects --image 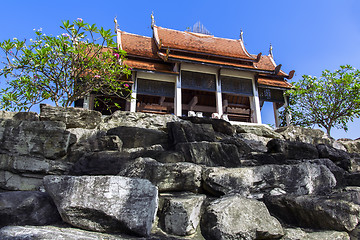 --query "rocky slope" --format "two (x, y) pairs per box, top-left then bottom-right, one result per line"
(0, 104), (360, 239)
